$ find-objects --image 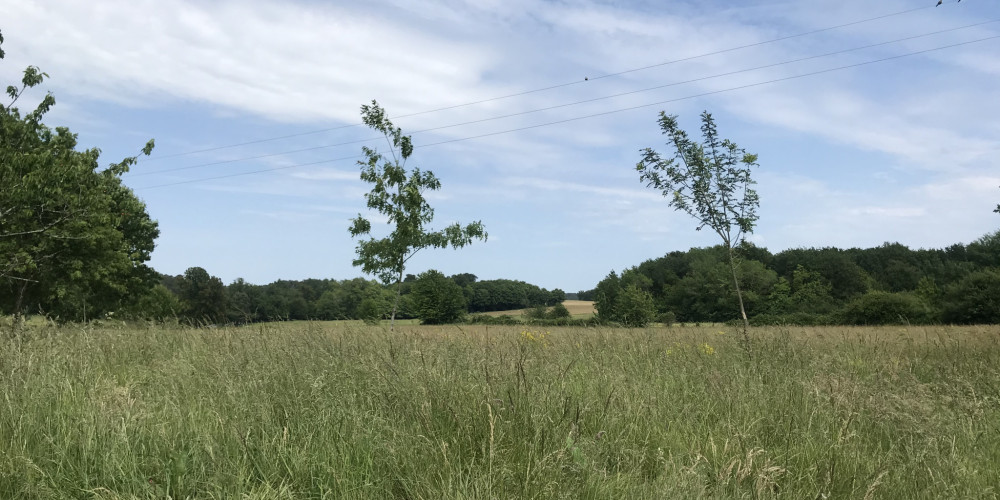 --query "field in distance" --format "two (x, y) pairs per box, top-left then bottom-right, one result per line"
(482, 299), (595, 317)
(3, 322), (998, 498)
